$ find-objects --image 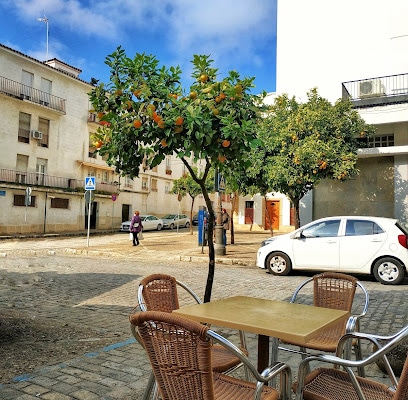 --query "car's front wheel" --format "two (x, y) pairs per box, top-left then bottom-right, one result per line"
(169, 223), (175, 230)
(156, 224), (162, 231)
(373, 257), (405, 285)
(266, 252), (292, 276)
(185, 222), (190, 228)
